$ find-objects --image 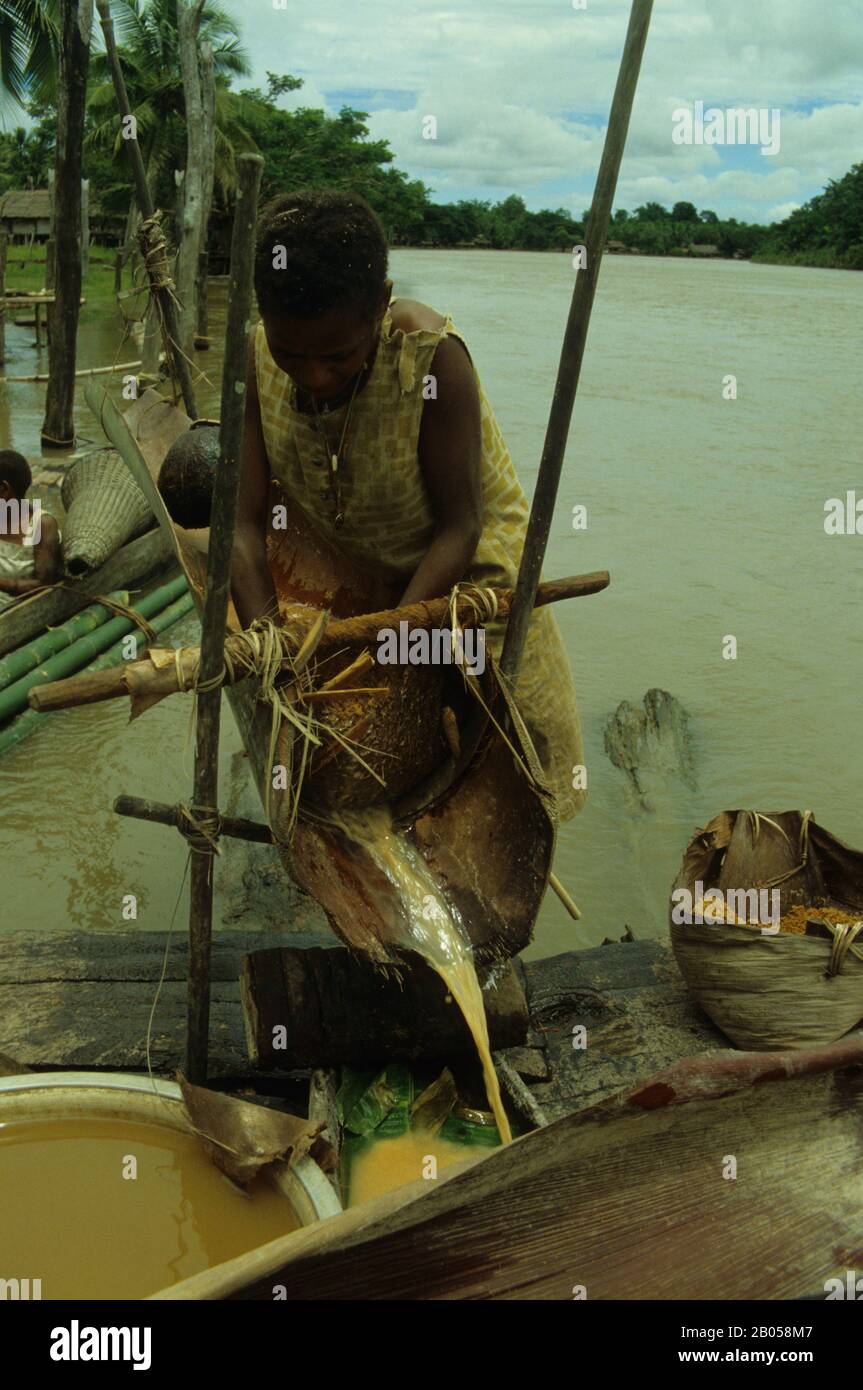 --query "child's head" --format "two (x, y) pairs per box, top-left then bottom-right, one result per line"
(254, 189), (390, 402)
(0, 450), (32, 503)
(158, 426), (221, 529)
